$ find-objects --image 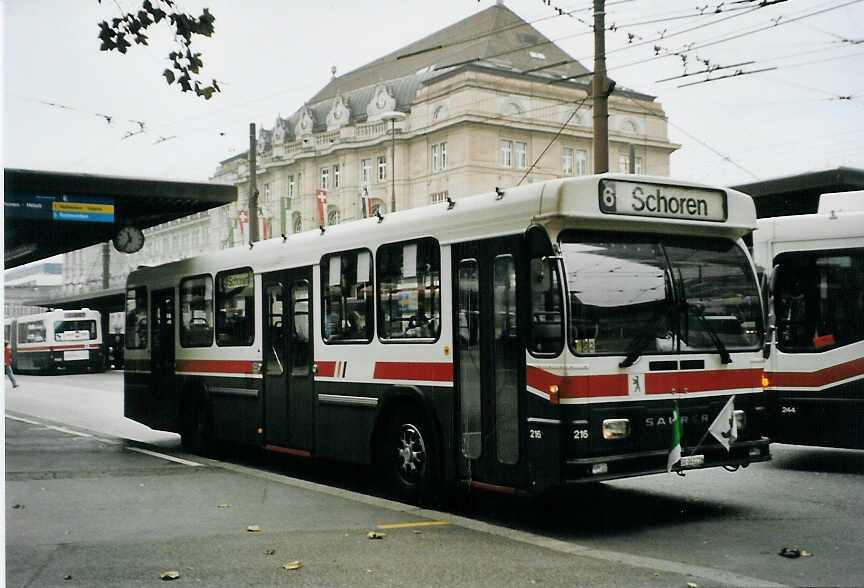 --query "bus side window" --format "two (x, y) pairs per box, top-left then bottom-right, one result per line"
(125, 286), (148, 349)
(528, 257), (563, 356)
(179, 275), (214, 348)
(215, 268), (255, 347)
(321, 249), (373, 343)
(376, 237), (441, 341)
